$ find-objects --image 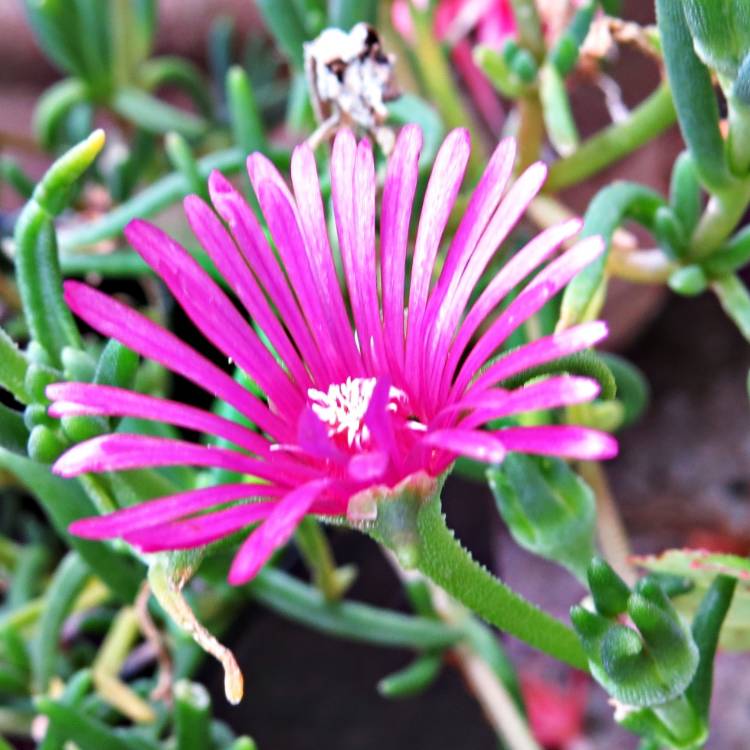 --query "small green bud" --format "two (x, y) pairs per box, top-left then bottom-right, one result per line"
(94, 339), (139, 388)
(24, 364), (57, 404)
(27, 425), (67, 463)
(627, 593), (682, 653)
(61, 415), (106, 443)
(501, 39), (521, 67)
(600, 625), (645, 681)
(550, 2), (595, 76)
(473, 45), (525, 98)
(61, 346), (96, 382)
(511, 49), (539, 84)
(23, 403), (55, 431)
(668, 265), (708, 296)
(377, 653), (443, 698)
(551, 34), (579, 76)
(228, 739), (258, 750)
(26, 341), (52, 367)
